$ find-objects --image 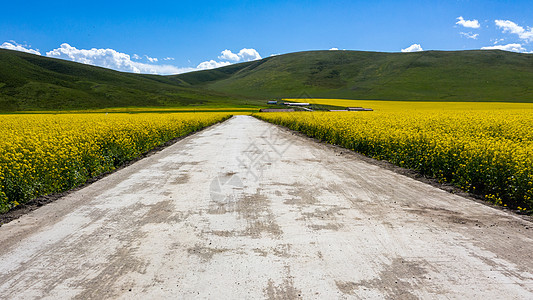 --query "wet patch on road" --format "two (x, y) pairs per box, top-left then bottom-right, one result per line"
(171, 173), (190, 185)
(336, 258), (429, 298)
(74, 247), (150, 299)
(187, 245), (229, 261)
(264, 266), (302, 300)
